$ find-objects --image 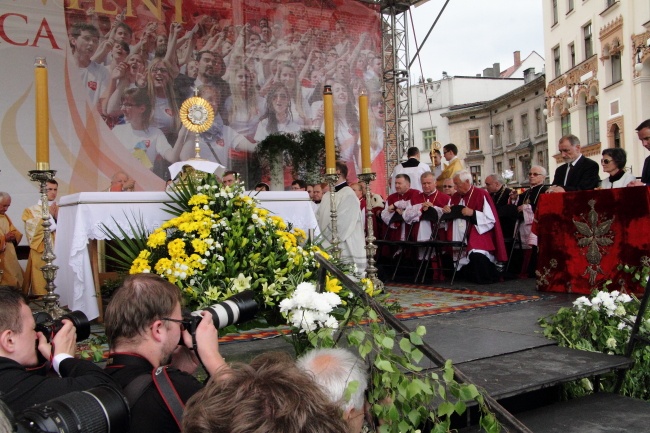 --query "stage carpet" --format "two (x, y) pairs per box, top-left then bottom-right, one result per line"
(78, 284), (541, 354)
(217, 284), (541, 344)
